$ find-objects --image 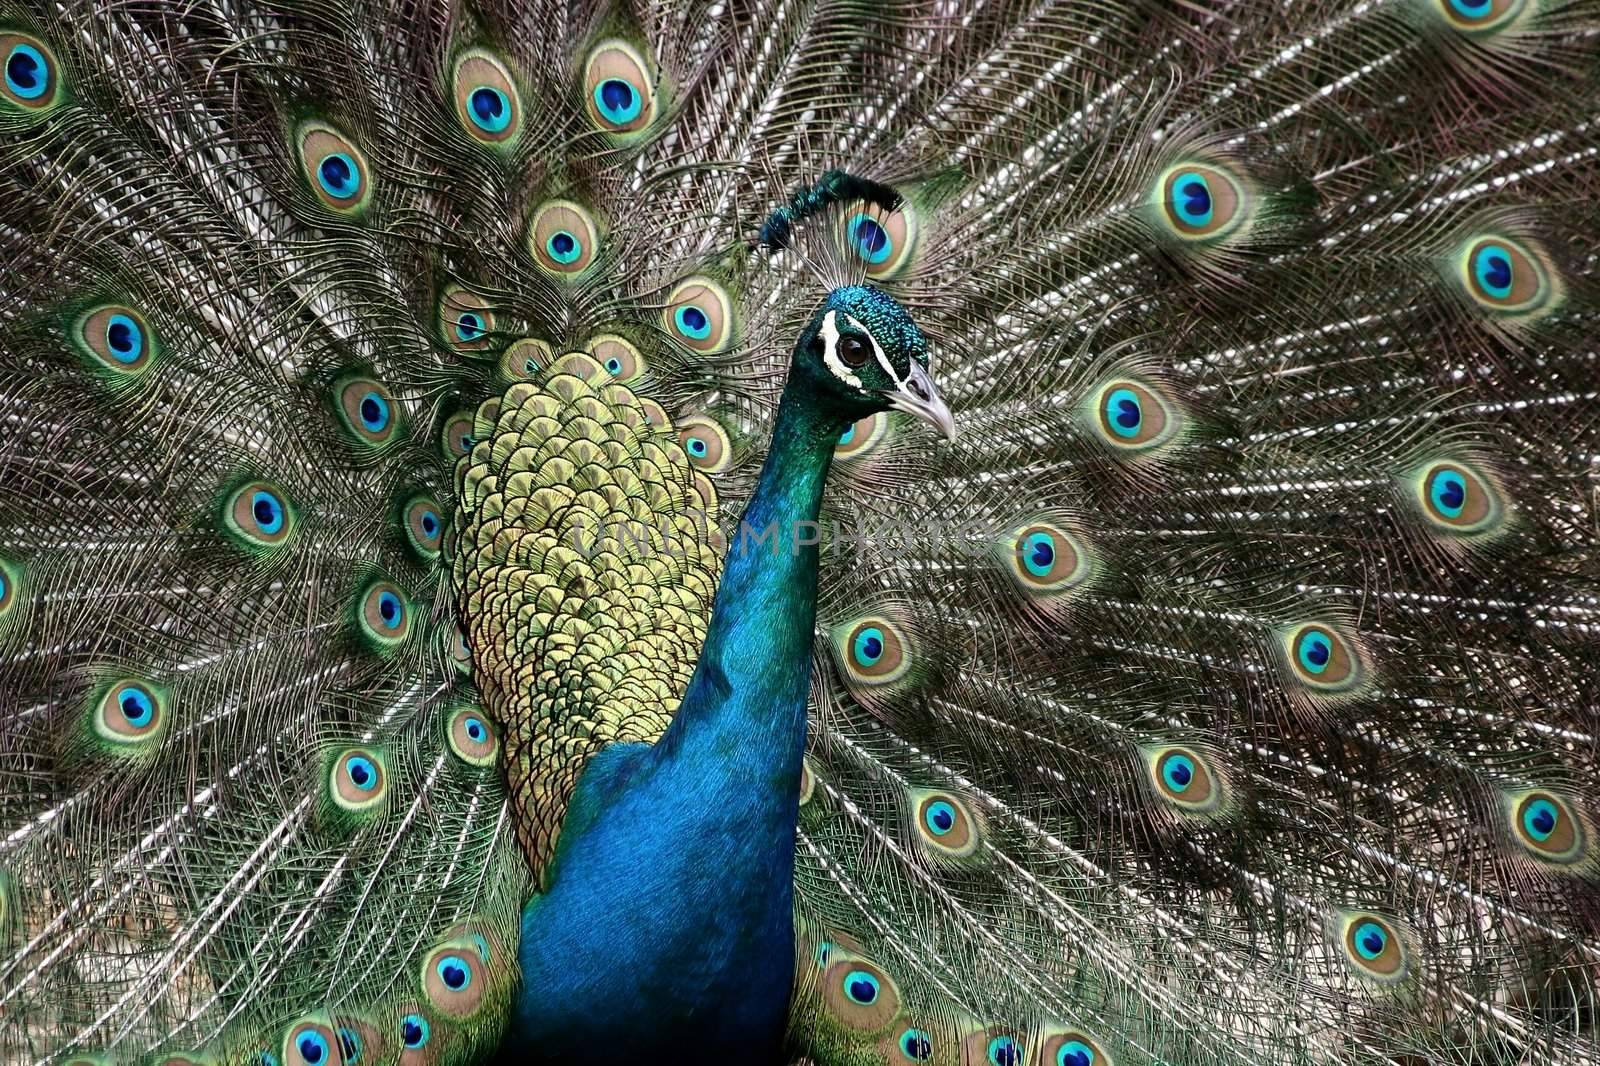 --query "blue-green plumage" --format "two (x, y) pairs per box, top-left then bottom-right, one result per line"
(512, 287), (940, 1058)
(3, 4), (1599, 1065)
